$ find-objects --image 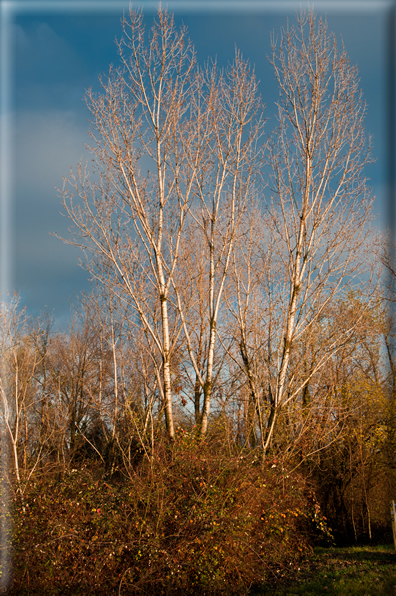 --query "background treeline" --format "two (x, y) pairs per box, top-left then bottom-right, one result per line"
(1, 252), (395, 594)
(1, 8), (396, 595)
